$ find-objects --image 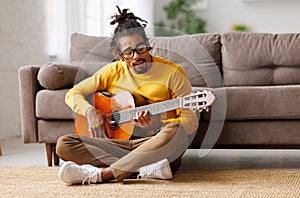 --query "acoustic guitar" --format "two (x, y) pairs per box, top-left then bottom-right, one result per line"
(74, 90), (216, 140)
